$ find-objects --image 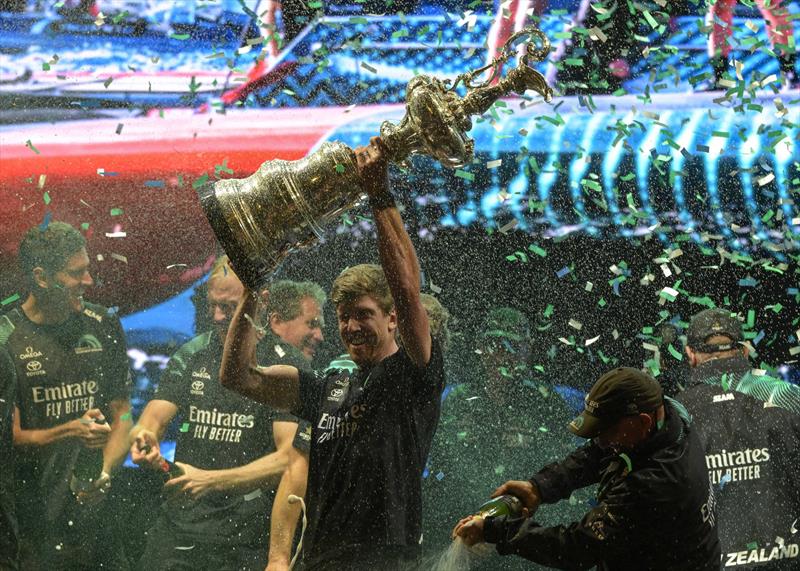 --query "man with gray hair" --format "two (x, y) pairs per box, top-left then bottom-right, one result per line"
(263, 280), (326, 363)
